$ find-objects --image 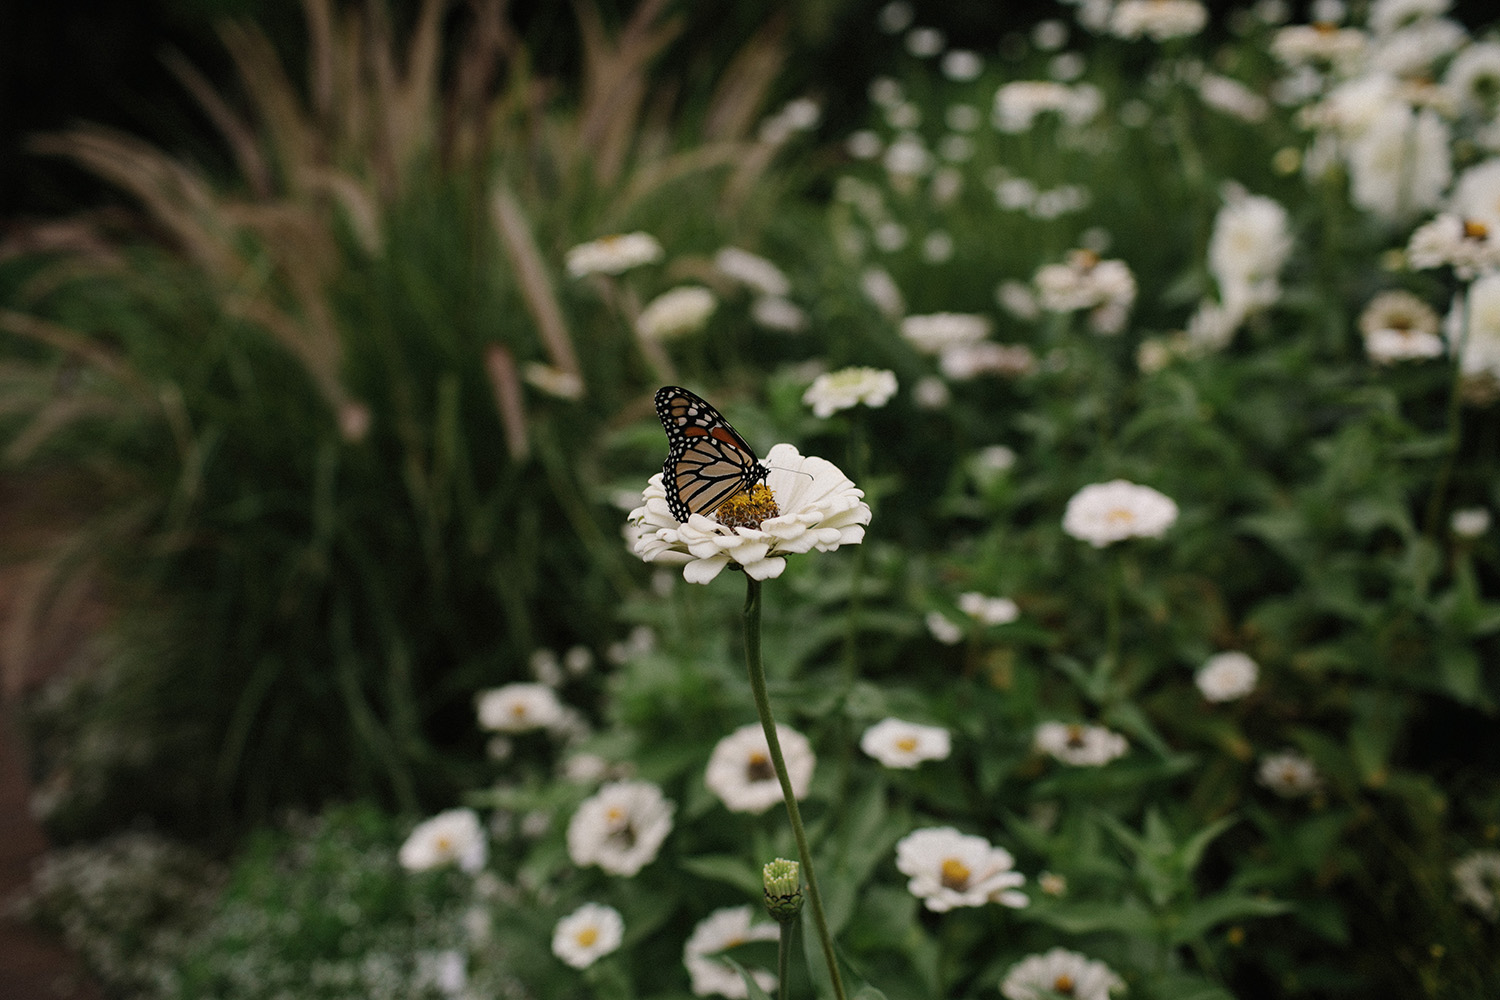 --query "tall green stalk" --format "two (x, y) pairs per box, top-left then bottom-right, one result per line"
(743, 576), (848, 1000)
